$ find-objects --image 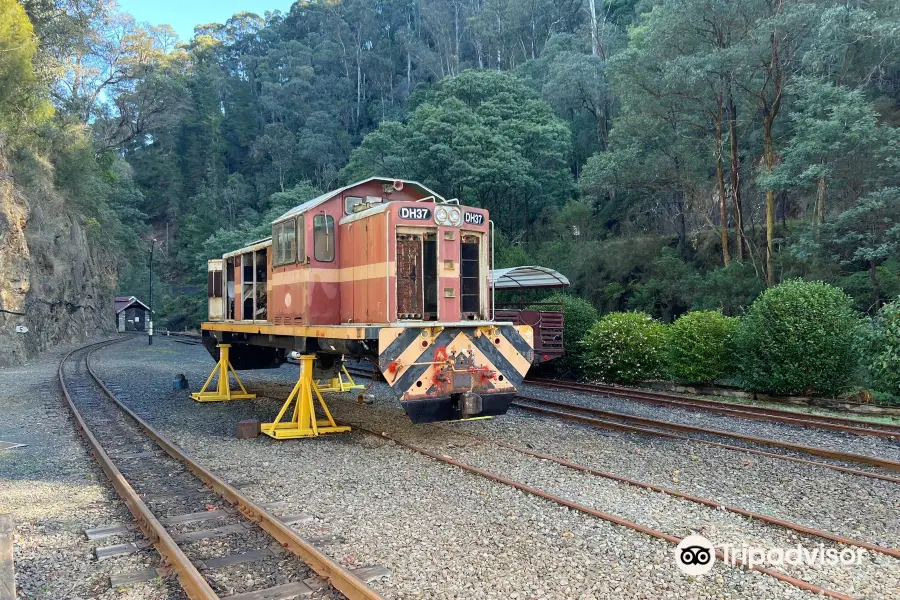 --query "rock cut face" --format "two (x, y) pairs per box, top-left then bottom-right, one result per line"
(0, 148), (115, 366)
